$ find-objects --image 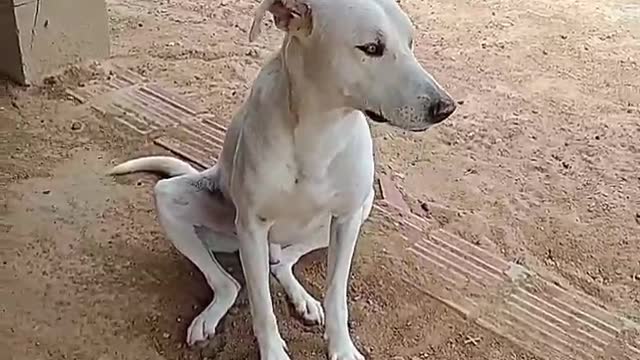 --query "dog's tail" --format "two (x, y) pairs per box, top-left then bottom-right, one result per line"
(107, 156), (198, 178)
